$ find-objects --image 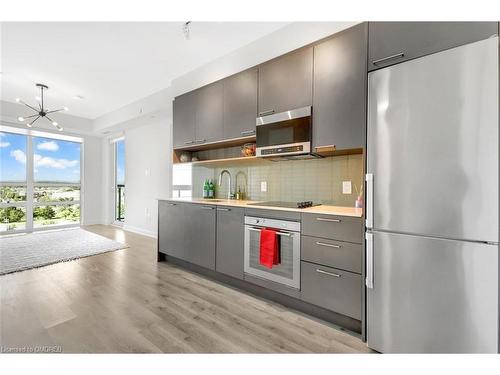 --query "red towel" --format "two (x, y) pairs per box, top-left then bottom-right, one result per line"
(259, 228), (280, 269)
